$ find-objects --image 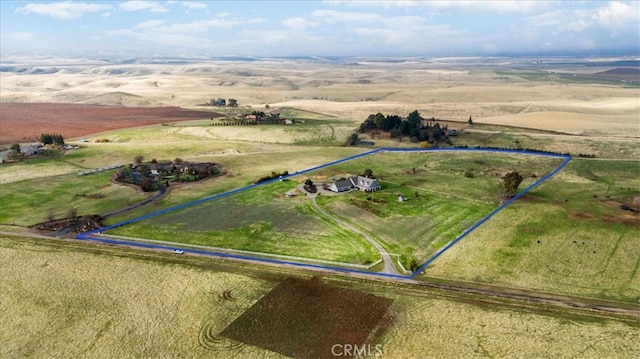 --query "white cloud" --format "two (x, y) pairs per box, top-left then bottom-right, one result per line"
(119, 1), (169, 13)
(592, 1), (639, 32)
(526, 9), (566, 27)
(16, 2), (112, 20)
(324, 0), (422, 8)
(564, 19), (589, 32)
(282, 17), (318, 31)
(11, 32), (35, 41)
(426, 1), (551, 14)
(135, 20), (165, 29)
(183, 1), (207, 10)
(311, 10), (384, 23)
(105, 16), (266, 49)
